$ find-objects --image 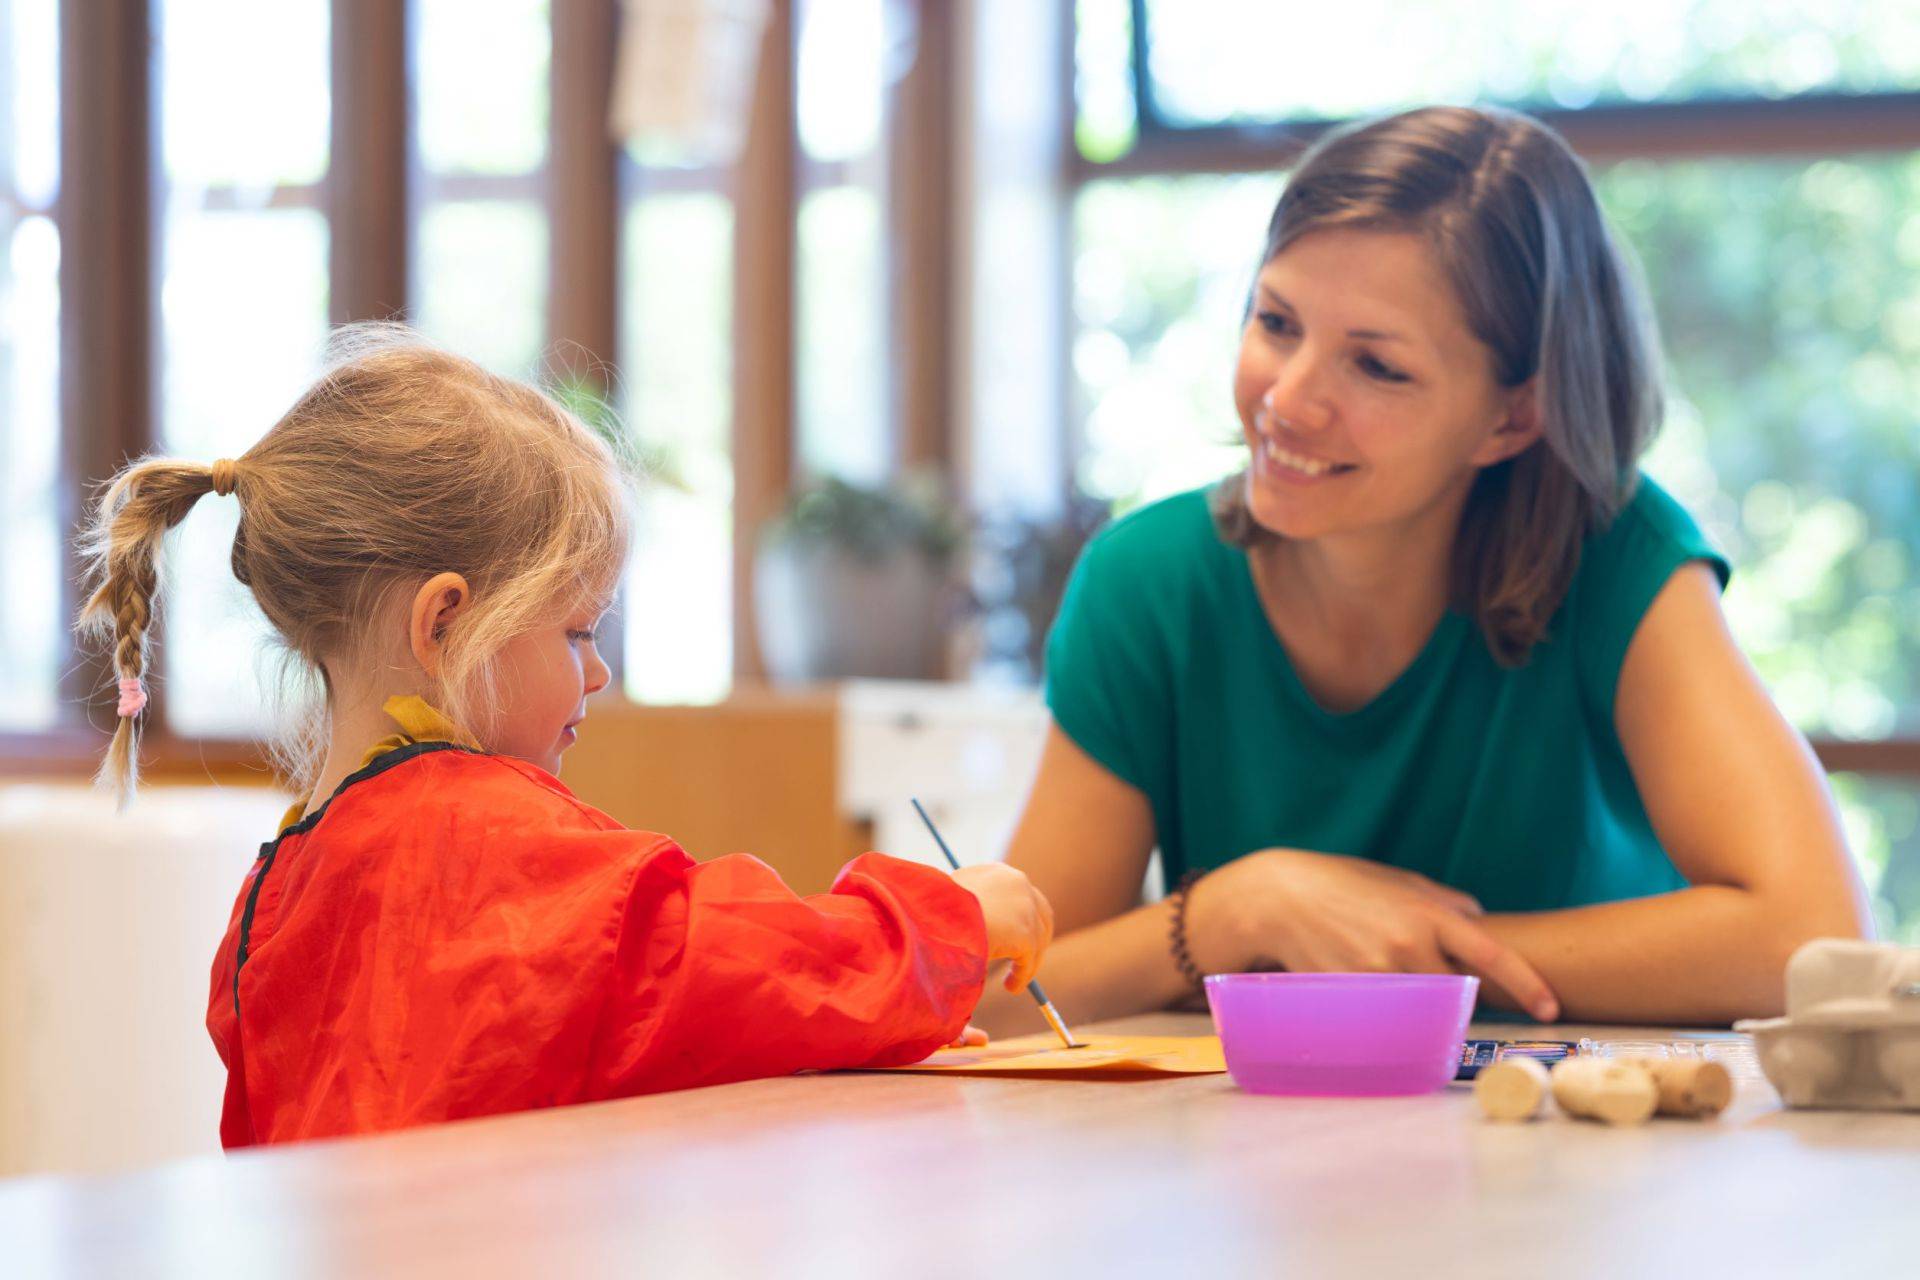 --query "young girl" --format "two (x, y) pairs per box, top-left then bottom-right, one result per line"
(79, 328), (1053, 1147)
(978, 105), (1870, 1035)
